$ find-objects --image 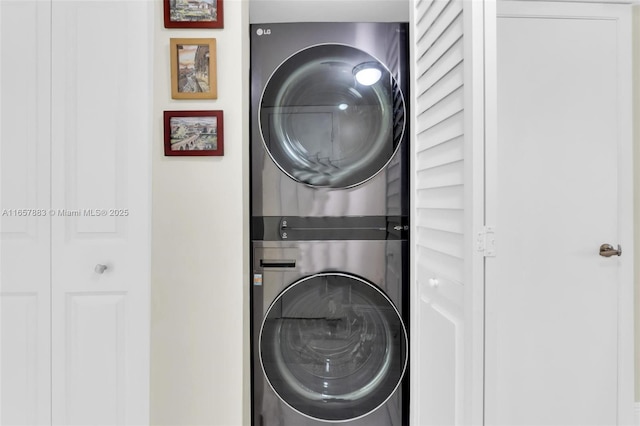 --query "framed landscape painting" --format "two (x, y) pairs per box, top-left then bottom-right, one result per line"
(164, 110), (224, 156)
(170, 38), (217, 99)
(164, 0), (223, 29)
